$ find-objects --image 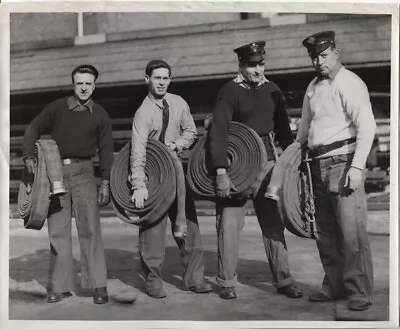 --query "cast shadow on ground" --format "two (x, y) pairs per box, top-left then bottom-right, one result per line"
(9, 246), (320, 303)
